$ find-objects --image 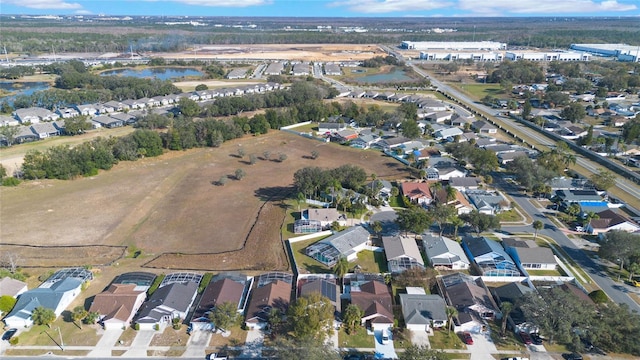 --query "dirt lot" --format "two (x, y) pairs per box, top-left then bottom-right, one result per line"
(159, 44), (384, 62)
(1, 131), (408, 270)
